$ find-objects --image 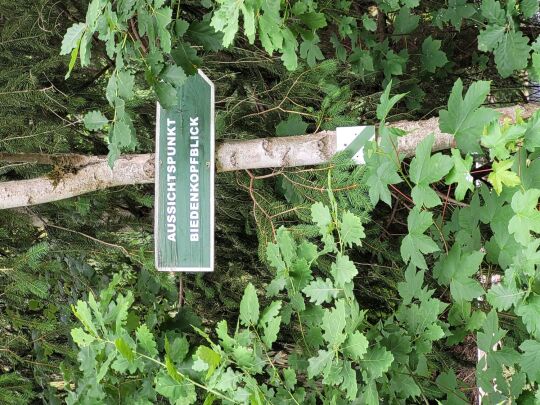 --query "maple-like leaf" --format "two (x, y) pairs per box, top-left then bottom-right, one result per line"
(508, 189), (540, 245)
(487, 159), (521, 195)
(400, 209), (439, 269)
(439, 79), (499, 153)
(445, 149), (474, 201)
(421, 36), (448, 73)
(409, 134), (453, 208)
